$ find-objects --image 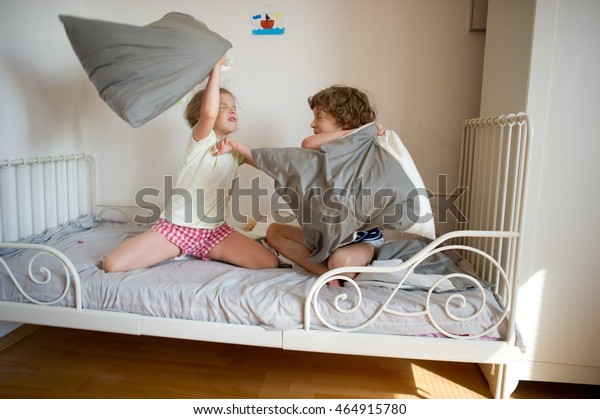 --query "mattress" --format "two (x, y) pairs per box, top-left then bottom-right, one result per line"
(0, 215), (509, 339)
